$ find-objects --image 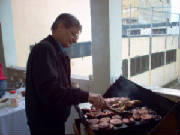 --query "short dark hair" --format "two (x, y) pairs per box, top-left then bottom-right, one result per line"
(51, 13), (82, 32)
